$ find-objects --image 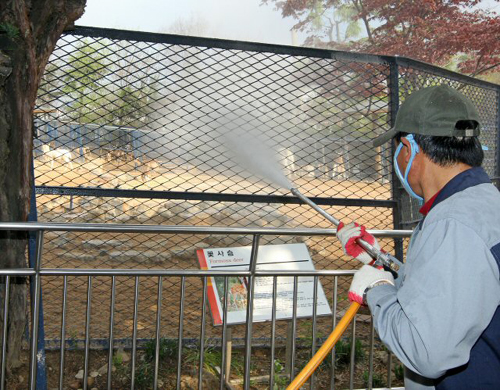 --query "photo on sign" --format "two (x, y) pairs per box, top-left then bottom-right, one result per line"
(214, 276), (248, 312)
